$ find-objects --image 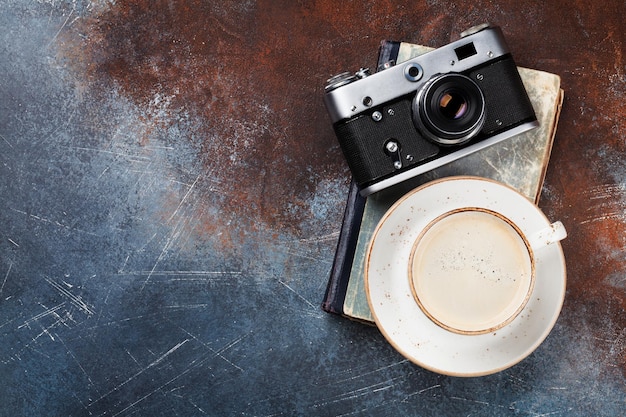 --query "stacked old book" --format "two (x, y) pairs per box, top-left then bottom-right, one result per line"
(322, 40), (564, 324)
